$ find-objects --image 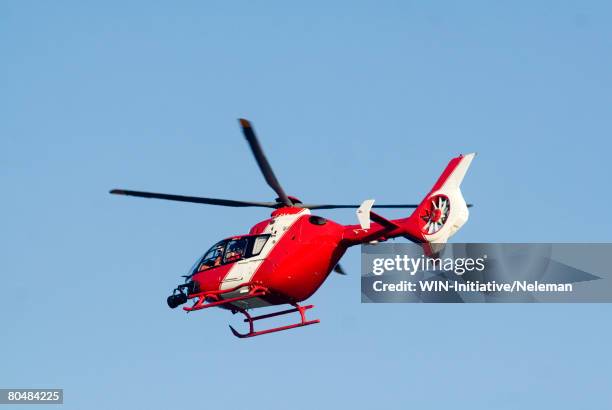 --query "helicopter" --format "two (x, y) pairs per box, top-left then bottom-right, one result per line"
(110, 119), (476, 338)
